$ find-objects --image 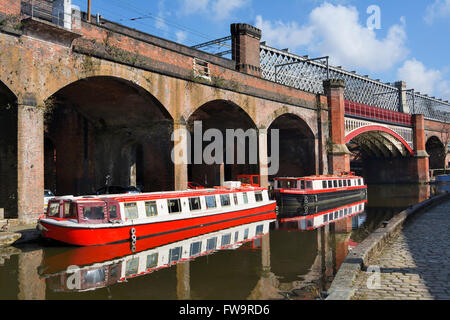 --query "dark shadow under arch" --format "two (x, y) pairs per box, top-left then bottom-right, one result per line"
(268, 113), (316, 180)
(187, 99), (258, 187)
(0, 81), (18, 217)
(45, 76), (174, 196)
